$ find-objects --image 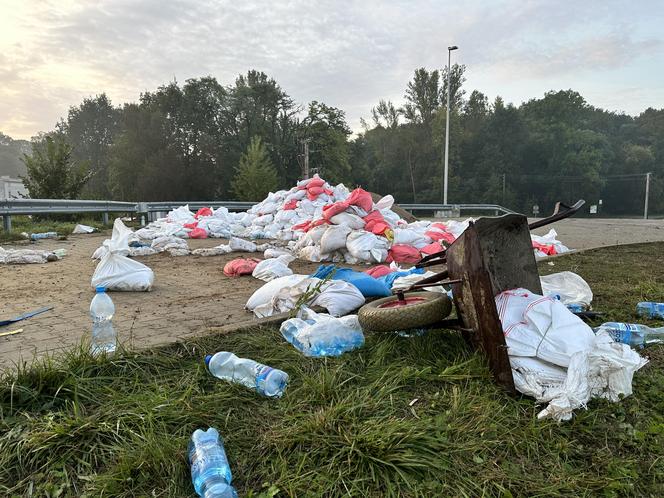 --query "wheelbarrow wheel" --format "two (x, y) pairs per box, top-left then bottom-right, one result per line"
(358, 292), (452, 332)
